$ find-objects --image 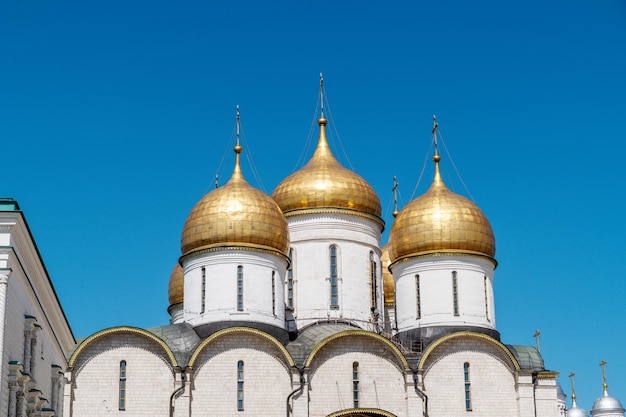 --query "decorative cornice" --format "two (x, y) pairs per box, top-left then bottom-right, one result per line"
(68, 326), (178, 368)
(304, 329), (409, 370)
(283, 207), (385, 231)
(418, 331), (520, 371)
(0, 225), (15, 233)
(536, 371), (559, 379)
(188, 326), (295, 369)
(180, 244), (290, 266)
(390, 250), (498, 270)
